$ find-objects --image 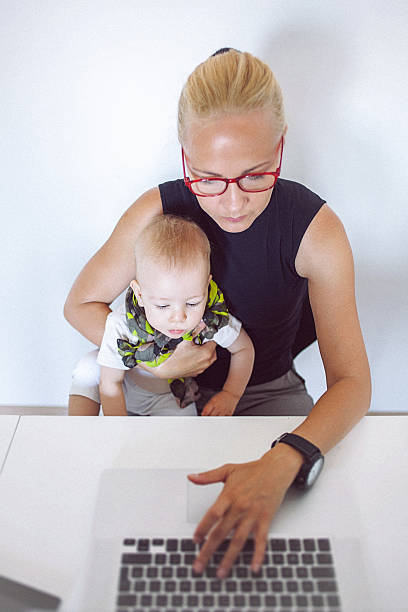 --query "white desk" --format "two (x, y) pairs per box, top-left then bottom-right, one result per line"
(0, 415), (407, 612)
(0, 415), (19, 472)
